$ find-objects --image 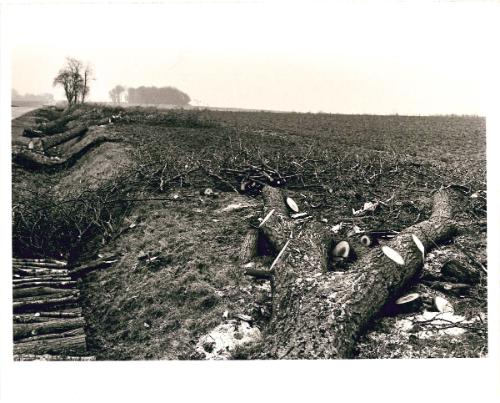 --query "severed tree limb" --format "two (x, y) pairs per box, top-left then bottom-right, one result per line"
(239, 229), (259, 263)
(14, 310), (83, 324)
(13, 267), (69, 277)
(13, 293), (80, 314)
(13, 286), (77, 299)
(13, 280), (77, 290)
(13, 308), (83, 323)
(13, 259), (67, 268)
(14, 333), (87, 356)
(13, 276), (73, 284)
(251, 186), (456, 359)
(40, 125), (88, 151)
(14, 317), (86, 340)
